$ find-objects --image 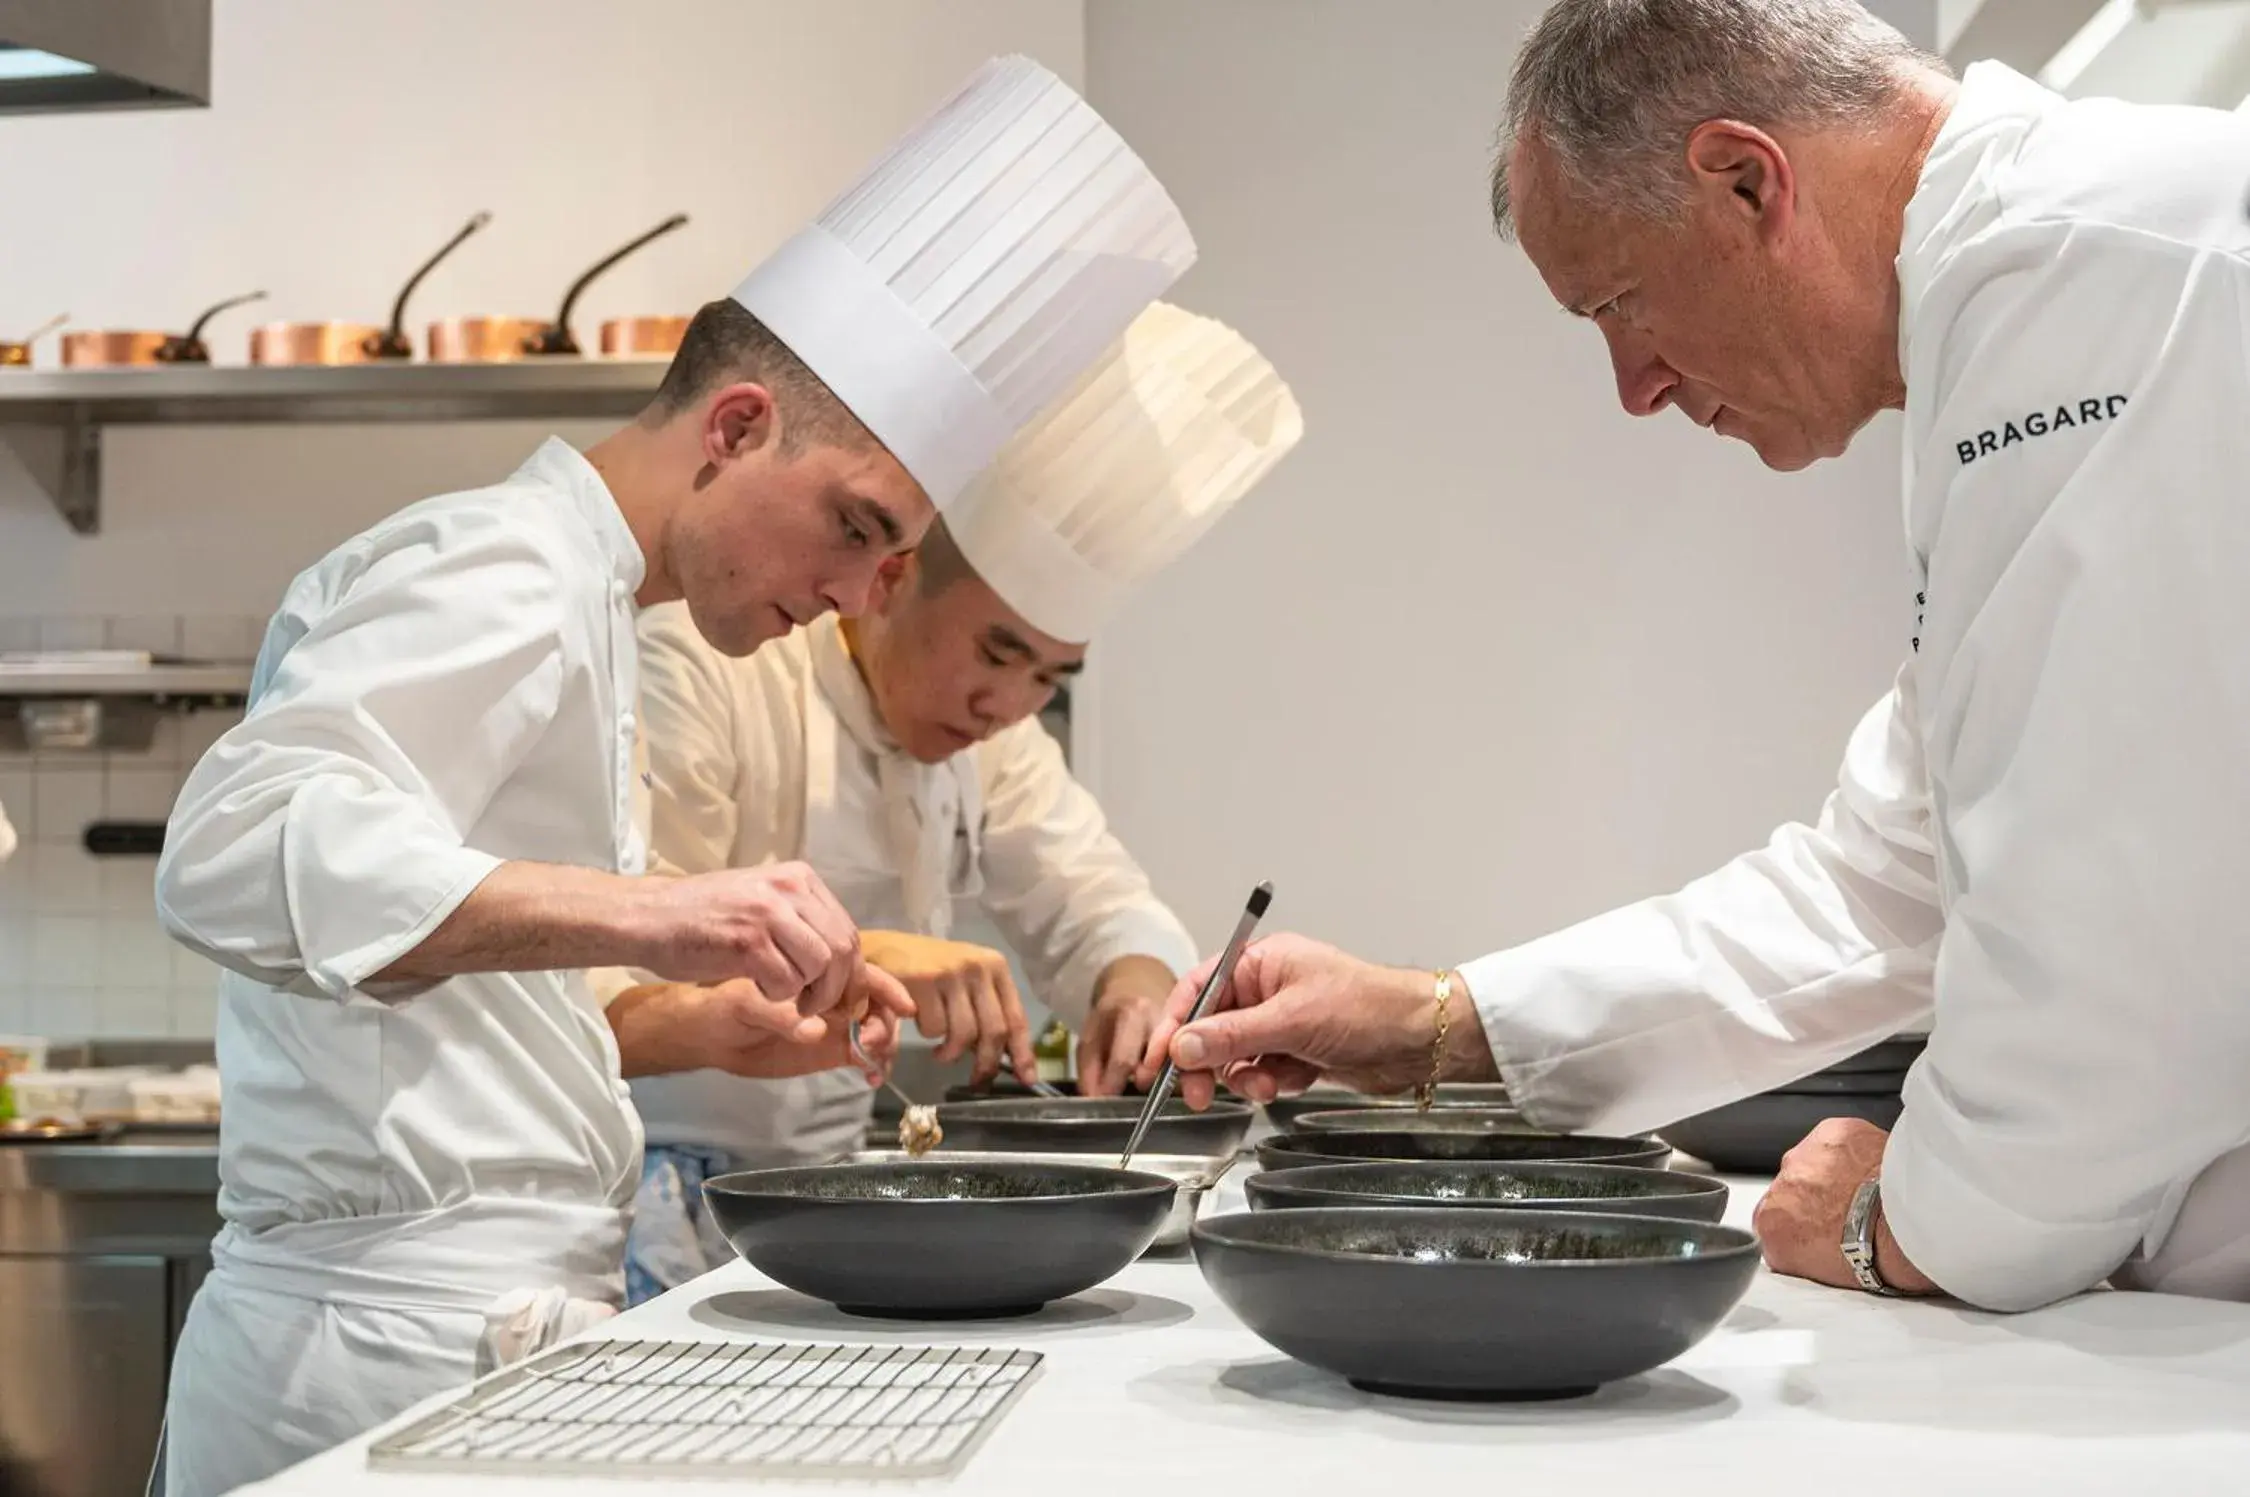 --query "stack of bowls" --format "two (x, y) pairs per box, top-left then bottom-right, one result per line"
(1656, 1035), (1925, 1173)
(1191, 1097), (1755, 1399)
